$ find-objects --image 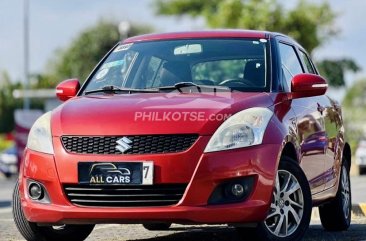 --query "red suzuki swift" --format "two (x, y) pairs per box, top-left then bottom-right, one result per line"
(13, 30), (351, 241)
